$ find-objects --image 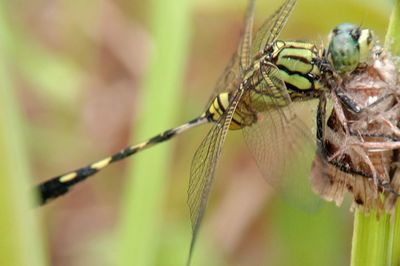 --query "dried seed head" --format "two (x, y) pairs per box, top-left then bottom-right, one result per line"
(311, 24), (400, 212)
